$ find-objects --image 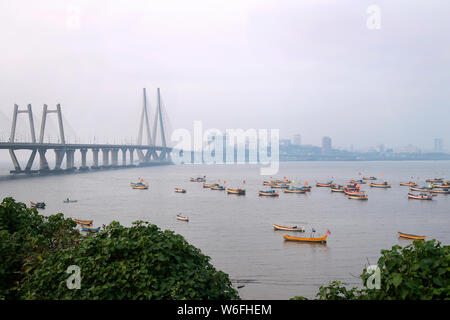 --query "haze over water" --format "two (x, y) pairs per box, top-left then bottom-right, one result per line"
(0, 160), (449, 299)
